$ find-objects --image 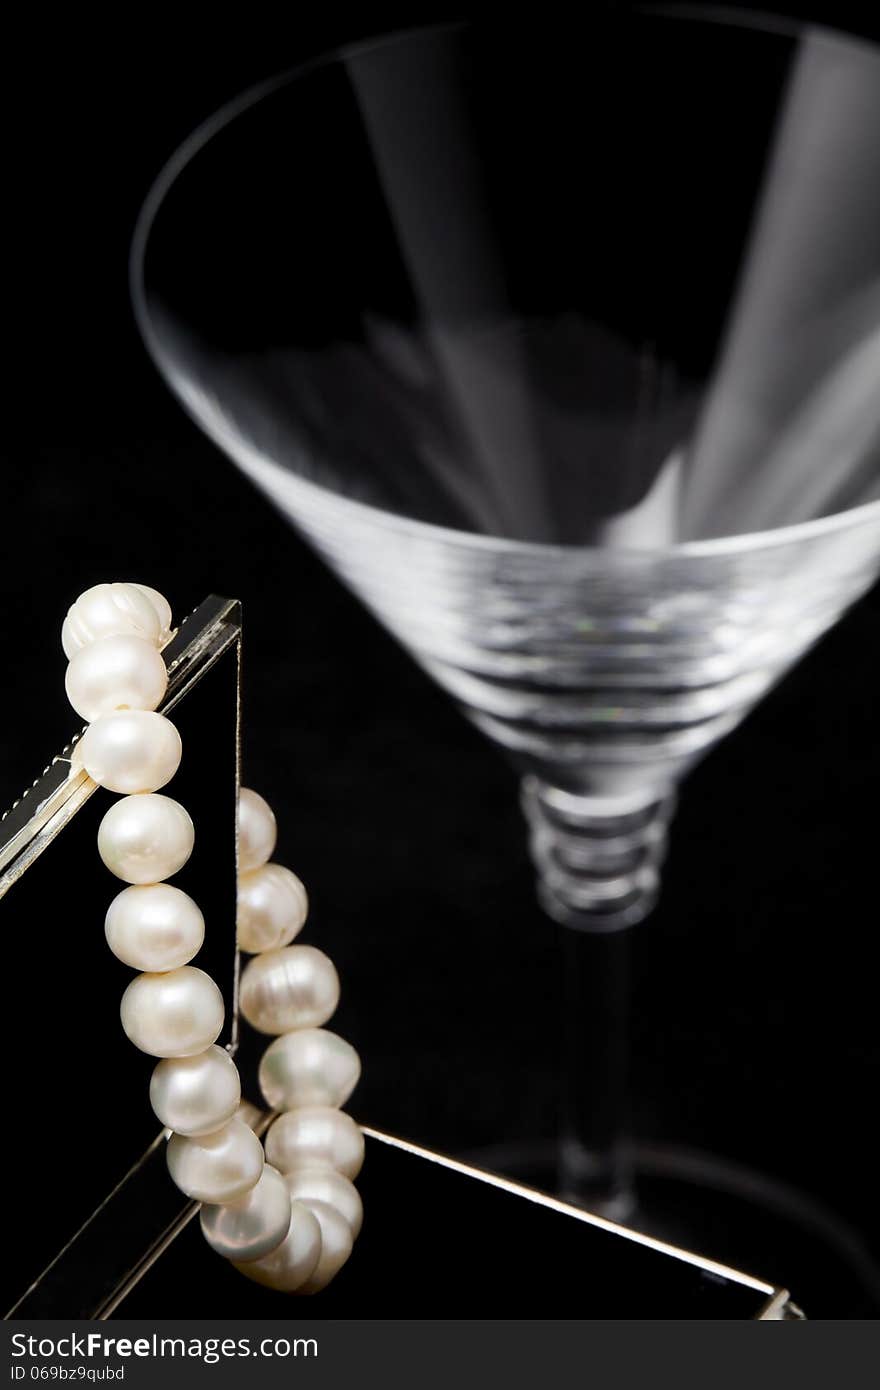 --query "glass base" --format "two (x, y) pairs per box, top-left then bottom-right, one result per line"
(461, 1139), (880, 1319)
